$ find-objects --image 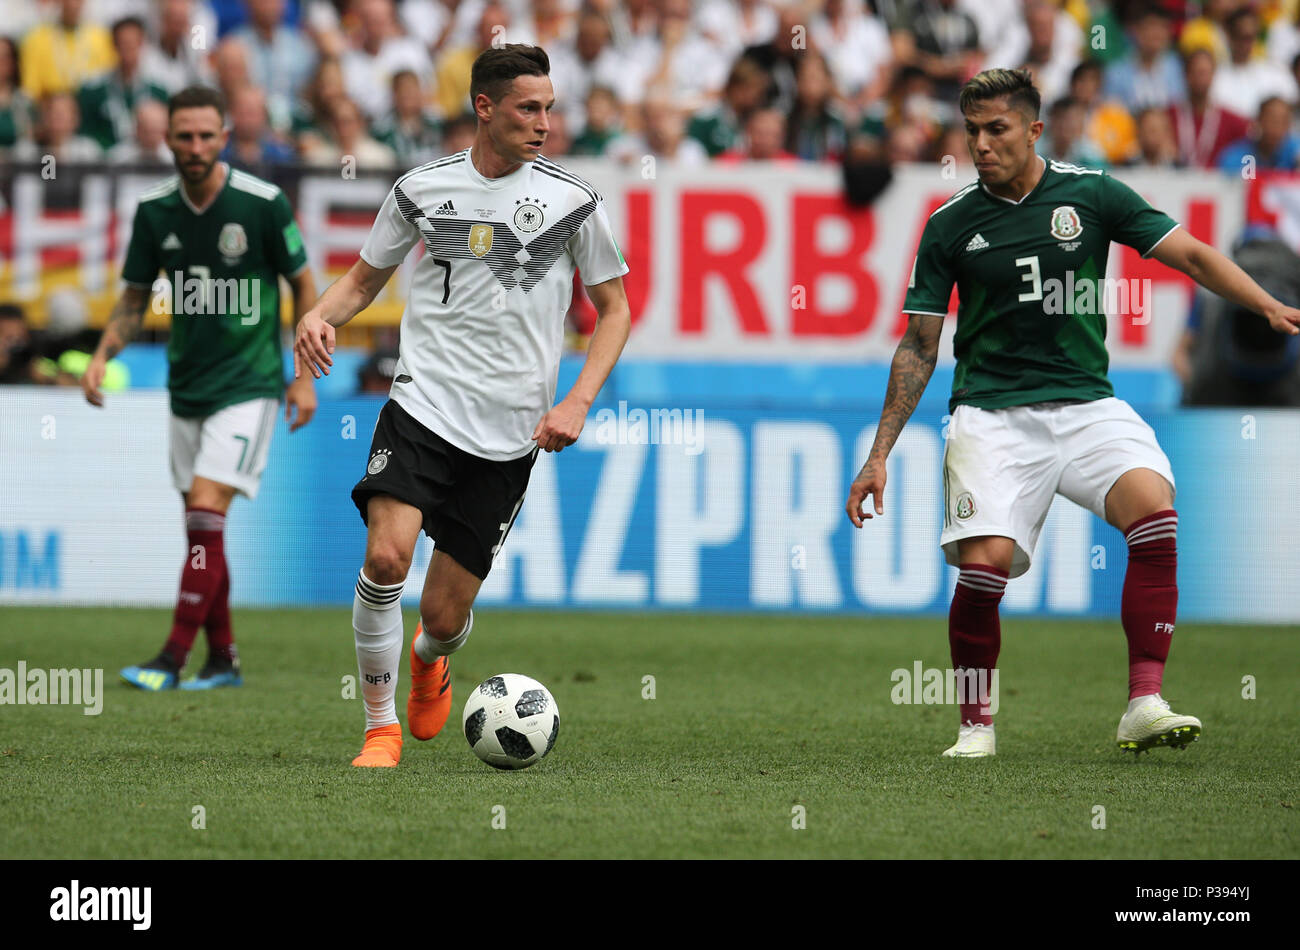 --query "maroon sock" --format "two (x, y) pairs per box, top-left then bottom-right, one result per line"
(949, 563), (1008, 726)
(1122, 509), (1178, 700)
(163, 508), (227, 667)
(205, 551), (235, 662)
